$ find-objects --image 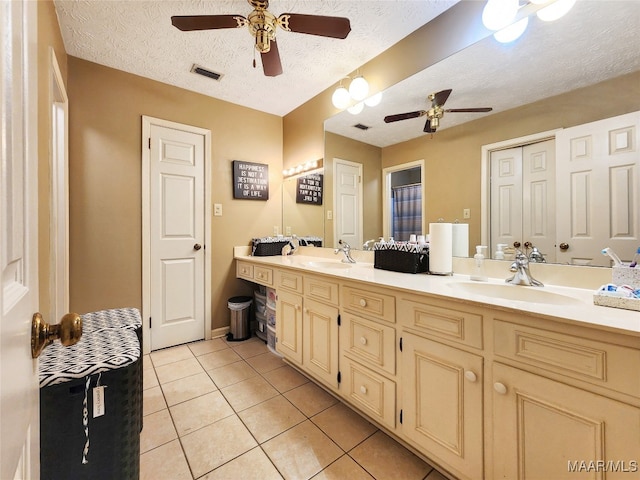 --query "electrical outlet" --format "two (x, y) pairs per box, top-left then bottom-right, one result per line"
(463, 208), (471, 219)
(213, 203), (222, 216)
(273, 225), (279, 236)
(327, 210), (333, 220)
(285, 226), (291, 235)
